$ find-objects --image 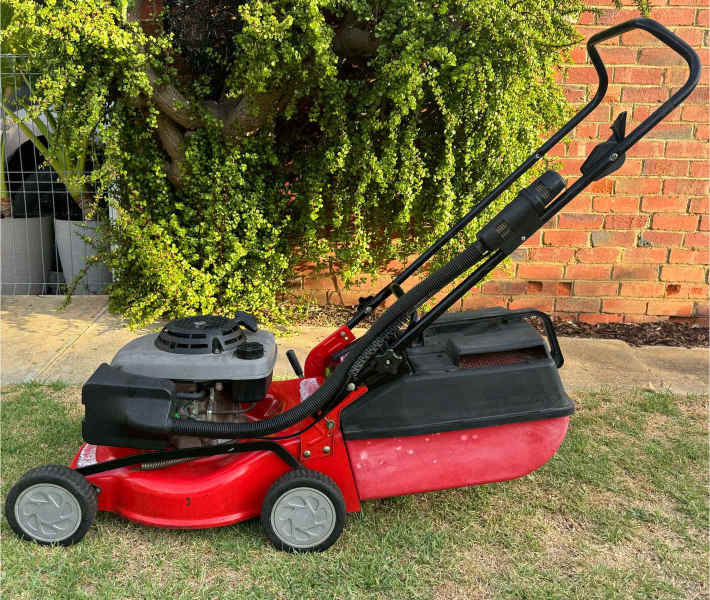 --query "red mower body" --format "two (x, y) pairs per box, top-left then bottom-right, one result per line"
(69, 327), (569, 529)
